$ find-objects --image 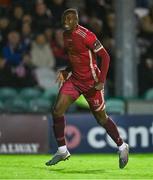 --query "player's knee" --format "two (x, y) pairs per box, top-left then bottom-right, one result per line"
(52, 107), (64, 117)
(94, 111), (108, 126)
(102, 114), (108, 125)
